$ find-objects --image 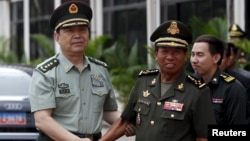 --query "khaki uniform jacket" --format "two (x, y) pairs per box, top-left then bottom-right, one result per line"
(29, 53), (118, 134)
